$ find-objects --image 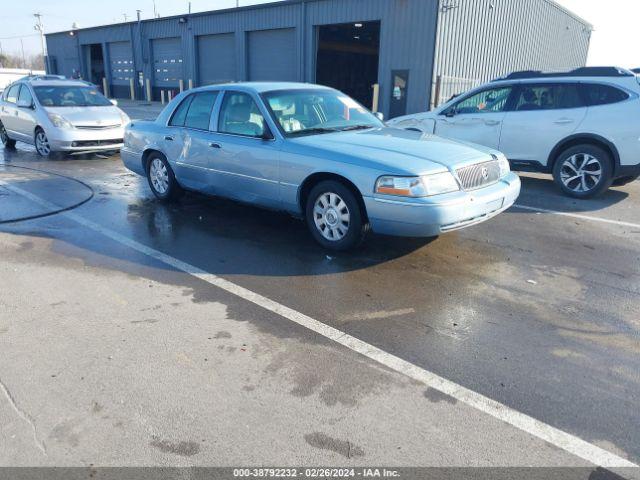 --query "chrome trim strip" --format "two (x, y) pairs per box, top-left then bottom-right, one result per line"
(175, 161), (297, 187)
